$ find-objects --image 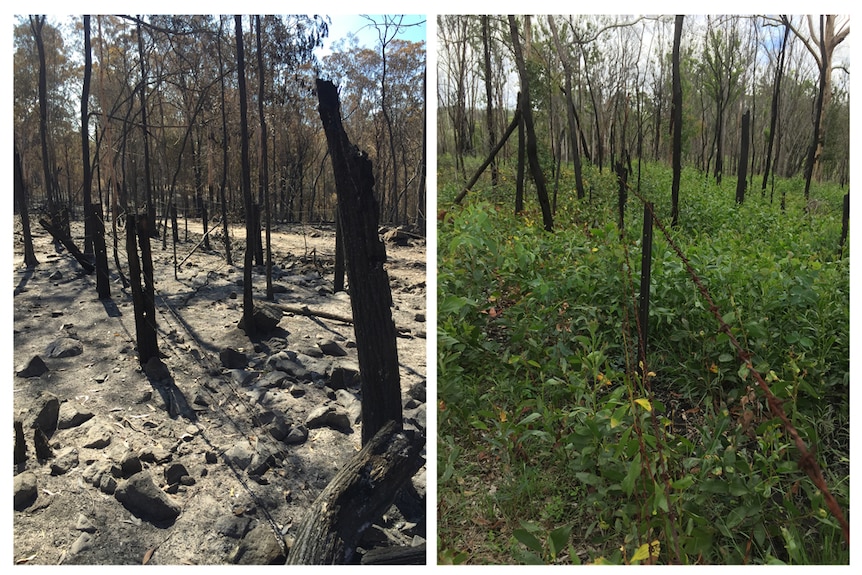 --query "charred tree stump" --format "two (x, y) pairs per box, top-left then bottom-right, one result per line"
(91, 202), (111, 299)
(126, 214), (159, 365)
(316, 78), (402, 446)
(38, 217), (95, 274)
(286, 421), (425, 565)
